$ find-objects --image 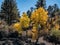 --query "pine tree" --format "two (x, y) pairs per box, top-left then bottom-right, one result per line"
(27, 7), (34, 18)
(27, 10), (31, 18)
(0, 0), (20, 25)
(47, 5), (54, 17)
(53, 4), (59, 12)
(35, 0), (46, 9)
(47, 4), (59, 17)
